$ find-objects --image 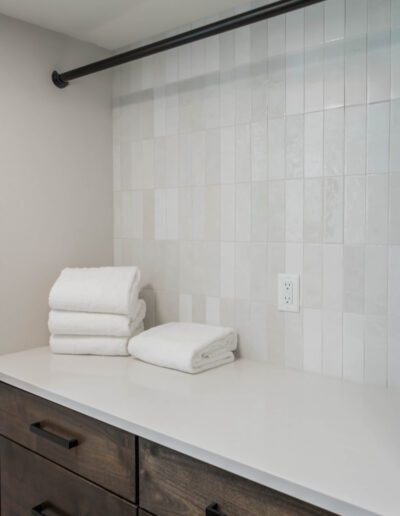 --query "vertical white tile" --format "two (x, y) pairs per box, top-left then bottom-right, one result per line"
(205, 186), (221, 242)
(251, 181), (268, 241)
(344, 175), (366, 244)
(323, 311), (343, 377)
(304, 178), (323, 243)
(345, 105), (367, 175)
(235, 242), (252, 300)
(366, 174), (389, 244)
(323, 244), (343, 311)
(220, 126), (235, 183)
(206, 297), (221, 326)
(235, 124), (251, 182)
(285, 312), (303, 369)
(285, 114), (304, 178)
(205, 128), (221, 185)
(178, 133), (191, 187)
(154, 189), (166, 240)
(220, 72), (236, 127)
(220, 185), (235, 241)
(179, 294), (193, 322)
(220, 242), (235, 299)
(324, 108), (344, 176)
(305, 112), (323, 177)
(235, 68), (252, 125)
(235, 25), (251, 65)
(303, 308), (322, 373)
(324, 40), (345, 109)
(268, 118), (285, 179)
(267, 243), (285, 305)
(250, 243), (268, 301)
(367, 0), (391, 103)
(303, 244), (322, 308)
(345, 0), (367, 105)
(285, 11), (304, 115)
(192, 187), (206, 241)
(388, 312), (400, 387)
(305, 3), (324, 113)
(392, 1), (400, 99)
(268, 180), (285, 242)
(343, 313), (365, 383)
(390, 174), (400, 244)
(324, 0), (345, 42)
(190, 131), (206, 186)
(343, 245), (365, 313)
(367, 102), (390, 174)
(234, 299), (251, 358)
(249, 301), (269, 361)
(324, 177), (344, 243)
(141, 139), (155, 190)
(390, 99), (400, 173)
(285, 179), (303, 242)
(121, 191), (143, 239)
(365, 245), (388, 315)
(251, 121), (268, 181)
(389, 245), (400, 317)
(266, 303), (285, 365)
(364, 315), (388, 386)
(267, 16), (286, 118)
(179, 187), (192, 240)
(166, 188), (179, 240)
(235, 183), (251, 241)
